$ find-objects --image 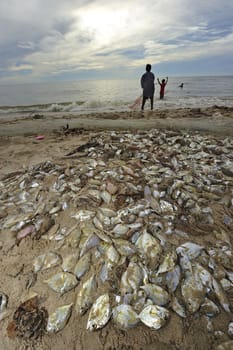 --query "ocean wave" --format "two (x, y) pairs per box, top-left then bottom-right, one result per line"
(0, 95), (233, 117)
